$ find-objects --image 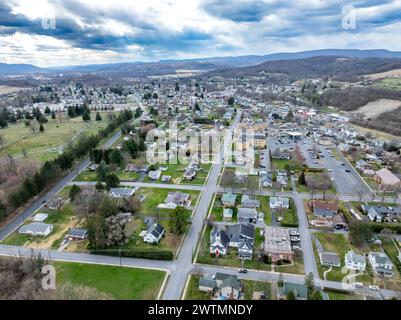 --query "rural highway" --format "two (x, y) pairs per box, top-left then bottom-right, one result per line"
(0, 129), (122, 242)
